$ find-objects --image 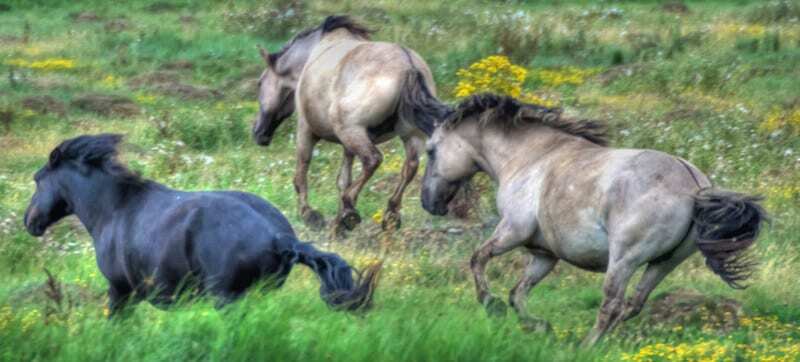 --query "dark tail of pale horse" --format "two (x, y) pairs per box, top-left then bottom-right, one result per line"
(396, 48), (453, 135)
(692, 187), (768, 289)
